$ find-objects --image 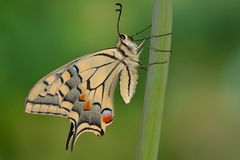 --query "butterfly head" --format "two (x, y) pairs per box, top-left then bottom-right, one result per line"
(115, 4), (141, 56)
(117, 34), (140, 55)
